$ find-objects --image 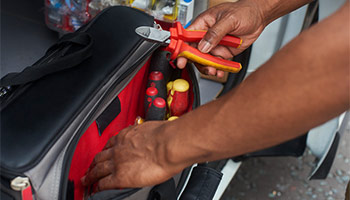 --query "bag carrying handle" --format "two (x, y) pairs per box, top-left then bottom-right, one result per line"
(0, 32), (93, 86)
